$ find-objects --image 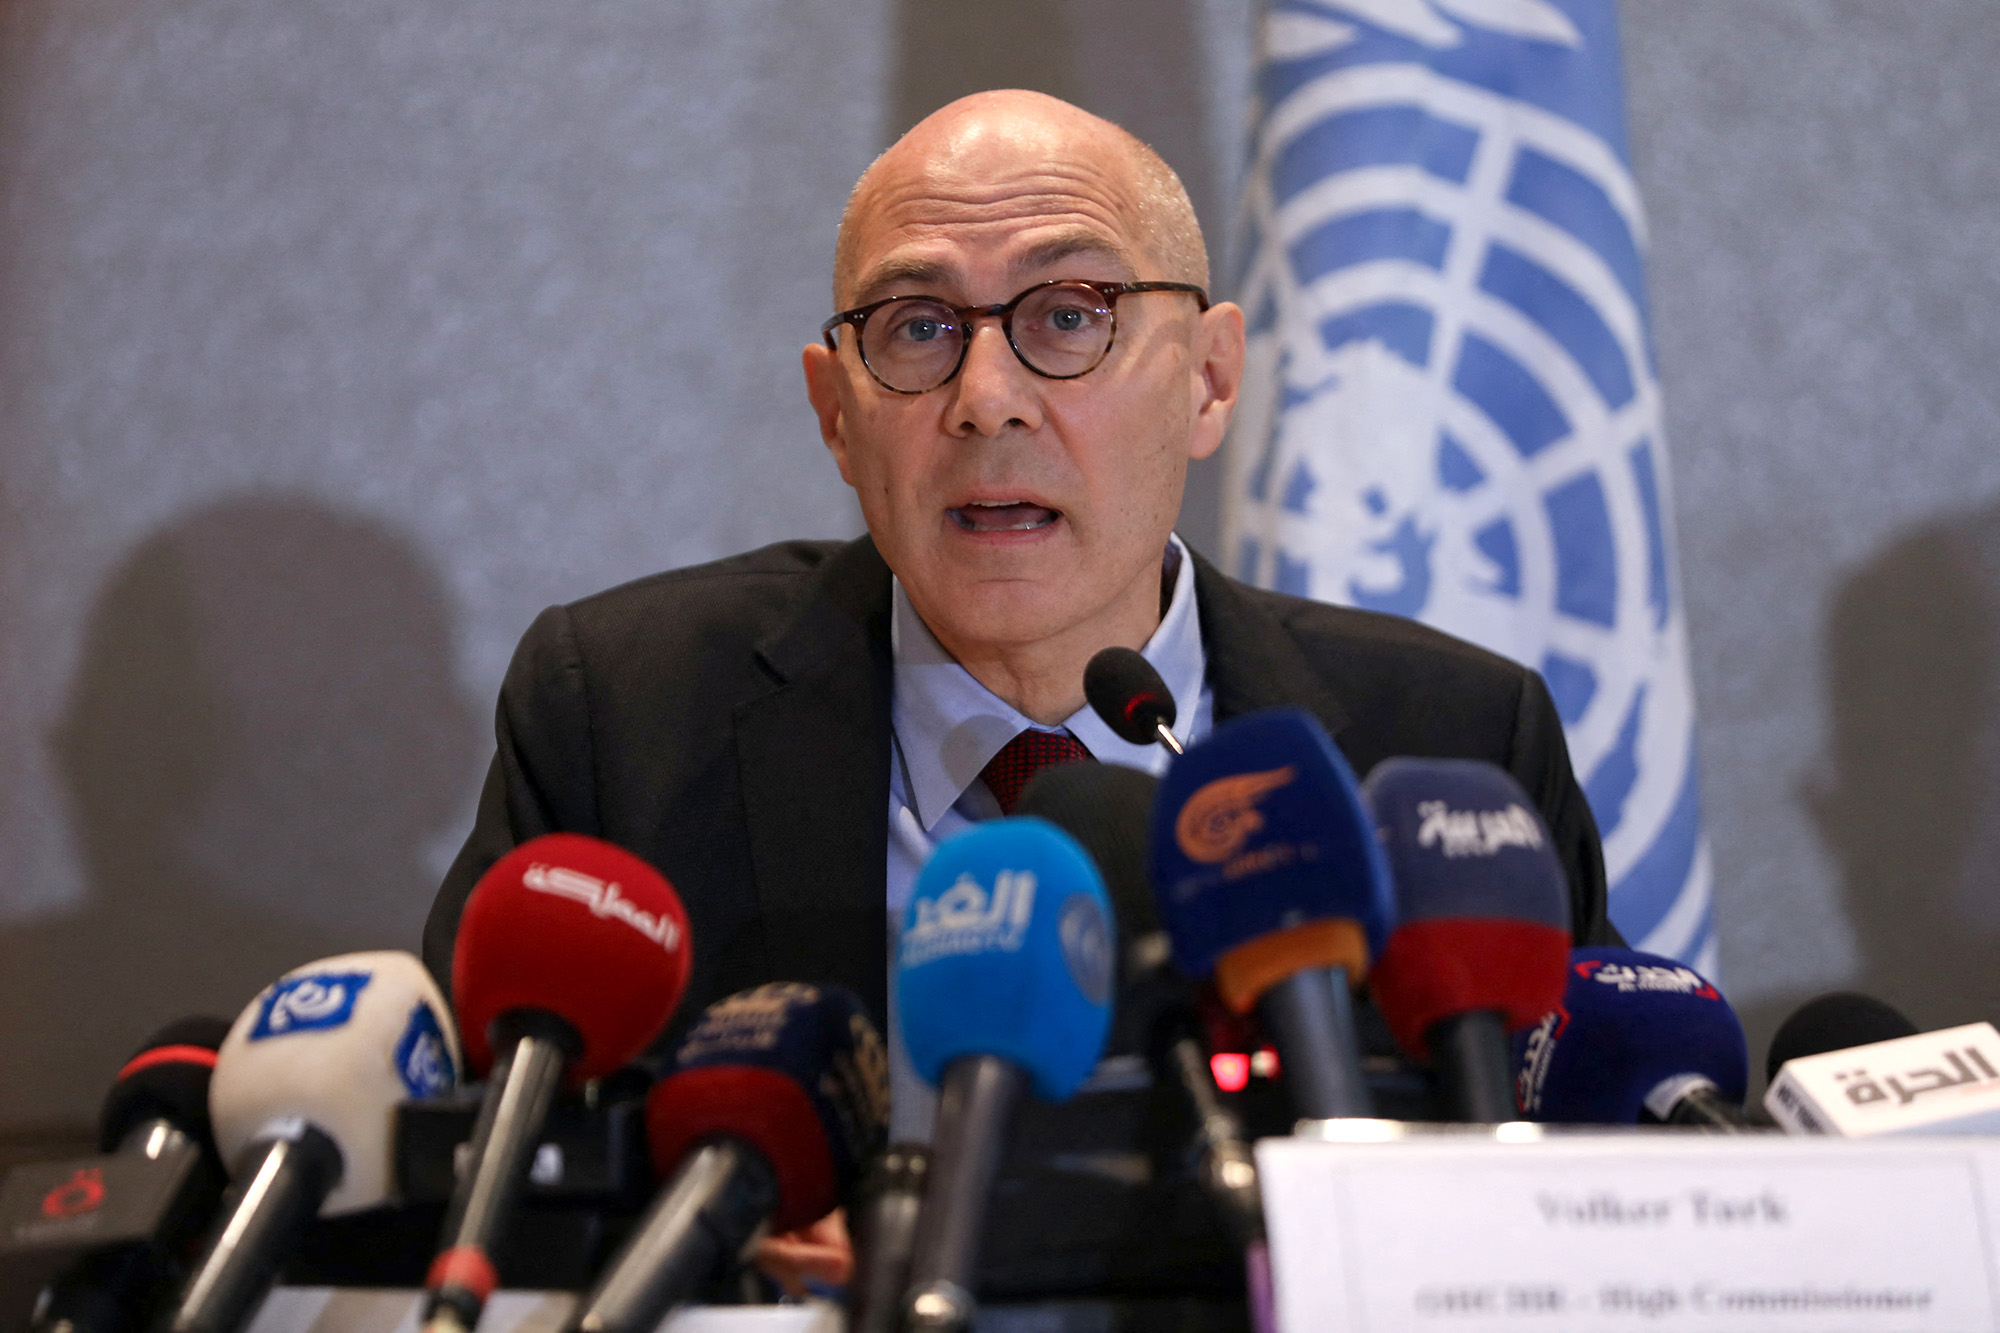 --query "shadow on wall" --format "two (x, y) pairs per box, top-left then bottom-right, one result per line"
(0, 497), (481, 1138)
(1807, 500), (2000, 1035)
